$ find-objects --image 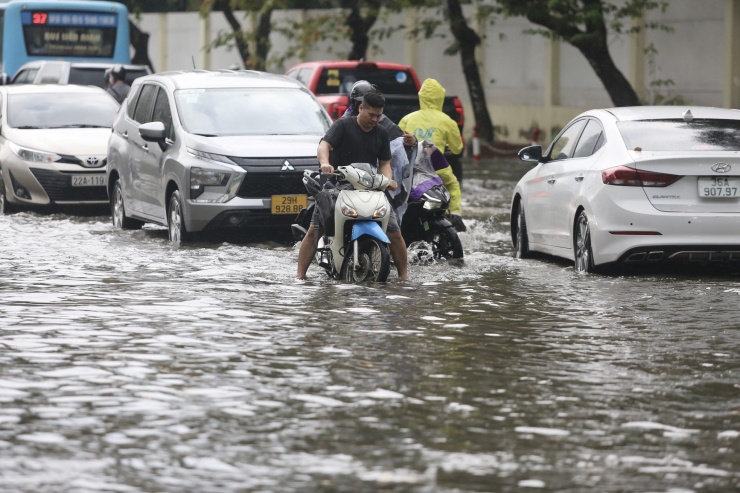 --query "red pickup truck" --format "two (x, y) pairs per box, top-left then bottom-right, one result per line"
(285, 60), (464, 134)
